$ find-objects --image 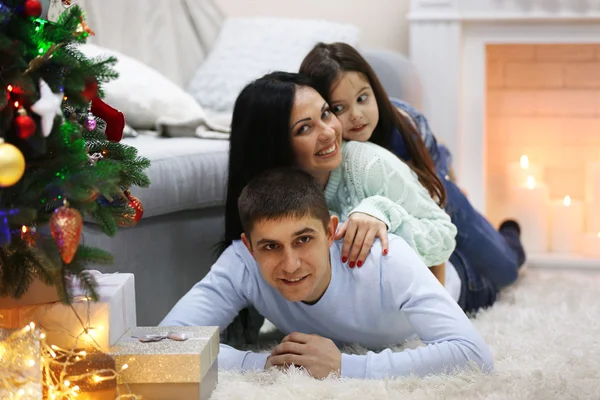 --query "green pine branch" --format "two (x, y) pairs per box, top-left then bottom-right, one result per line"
(0, 3), (151, 303)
